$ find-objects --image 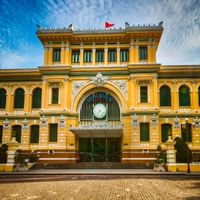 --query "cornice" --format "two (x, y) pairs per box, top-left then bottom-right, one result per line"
(158, 65), (200, 78)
